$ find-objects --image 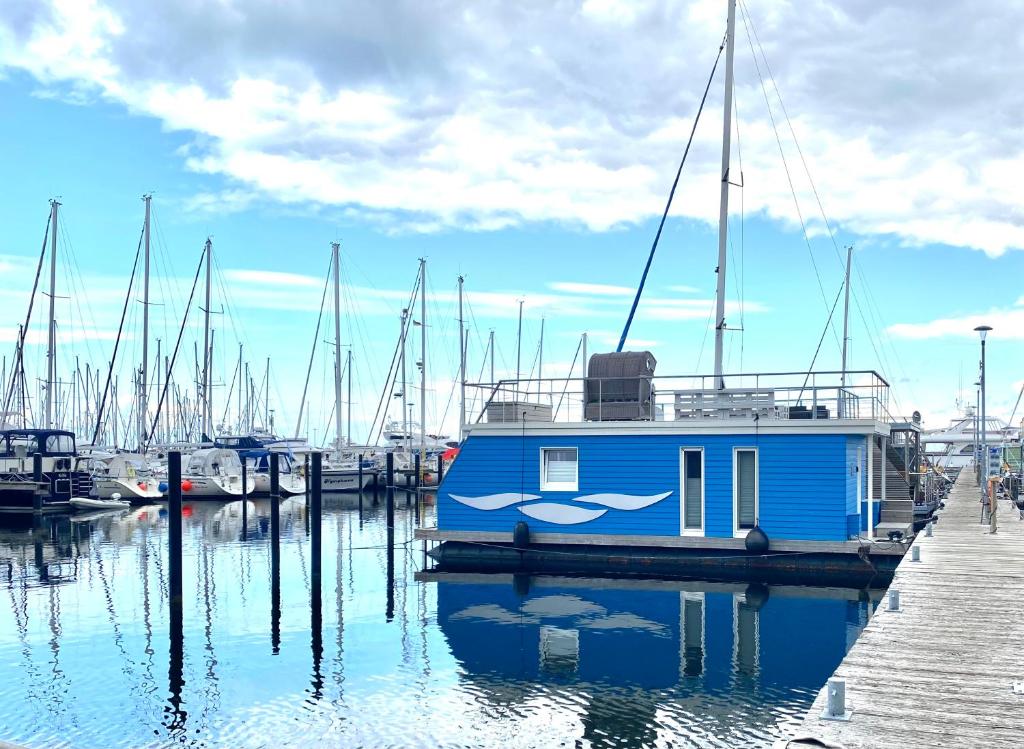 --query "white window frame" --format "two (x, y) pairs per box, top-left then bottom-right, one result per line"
(732, 447), (759, 538)
(680, 448), (705, 536)
(540, 447), (578, 492)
